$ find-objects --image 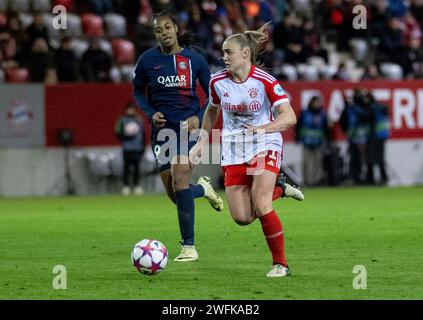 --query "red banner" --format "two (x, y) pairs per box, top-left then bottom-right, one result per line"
(44, 81), (423, 147)
(281, 80), (423, 140)
(45, 84), (150, 146)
